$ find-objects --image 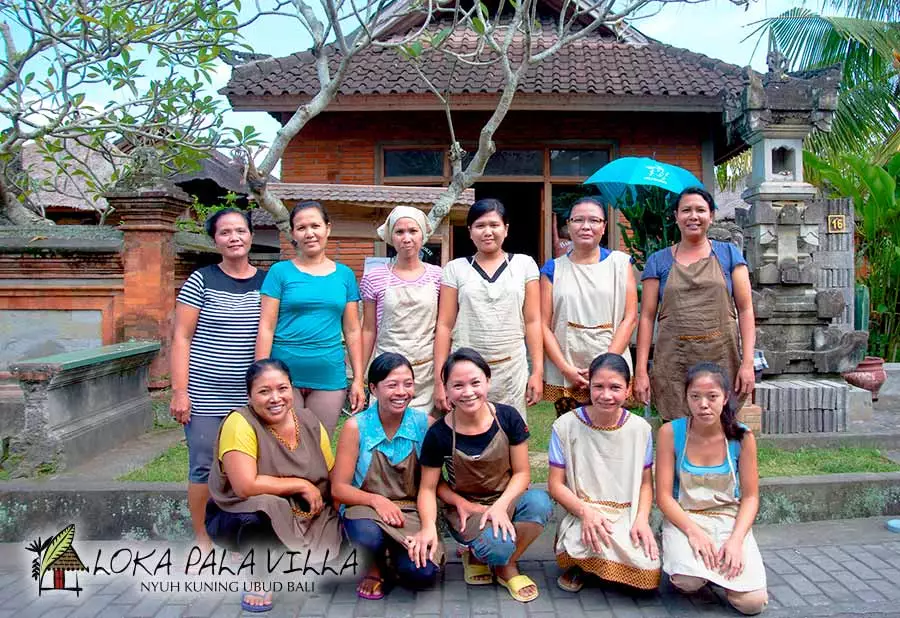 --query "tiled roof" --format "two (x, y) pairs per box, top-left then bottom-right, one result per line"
(251, 183), (475, 226)
(224, 19), (748, 102)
